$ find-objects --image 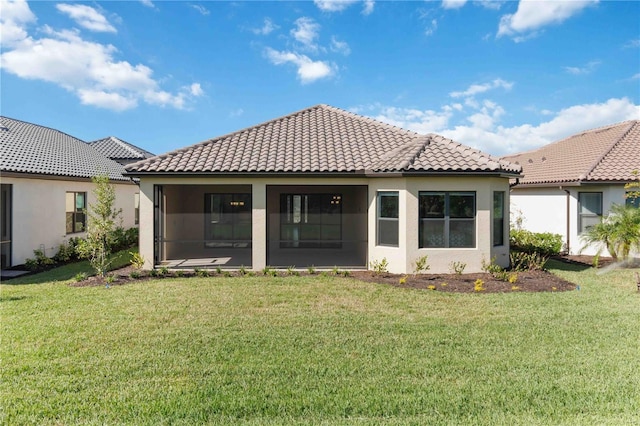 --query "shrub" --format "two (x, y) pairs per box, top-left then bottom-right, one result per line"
(307, 265), (316, 275)
(449, 261), (466, 275)
(412, 256), (430, 274)
(130, 252), (145, 269)
(195, 268), (209, 277)
(129, 270), (141, 279)
(510, 251), (548, 271)
(74, 272), (88, 282)
(25, 249), (54, 271)
(474, 279), (485, 292)
(510, 229), (563, 257)
(54, 239), (80, 263)
(370, 258), (389, 274)
(105, 274), (116, 284)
